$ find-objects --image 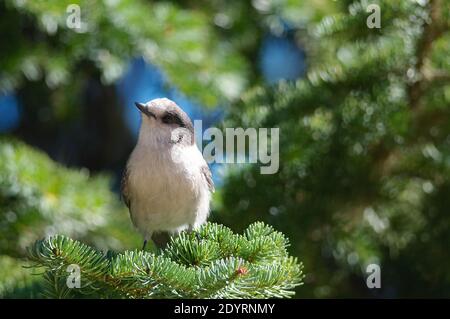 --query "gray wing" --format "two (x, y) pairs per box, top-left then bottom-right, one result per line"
(121, 166), (131, 209)
(201, 165), (215, 193)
